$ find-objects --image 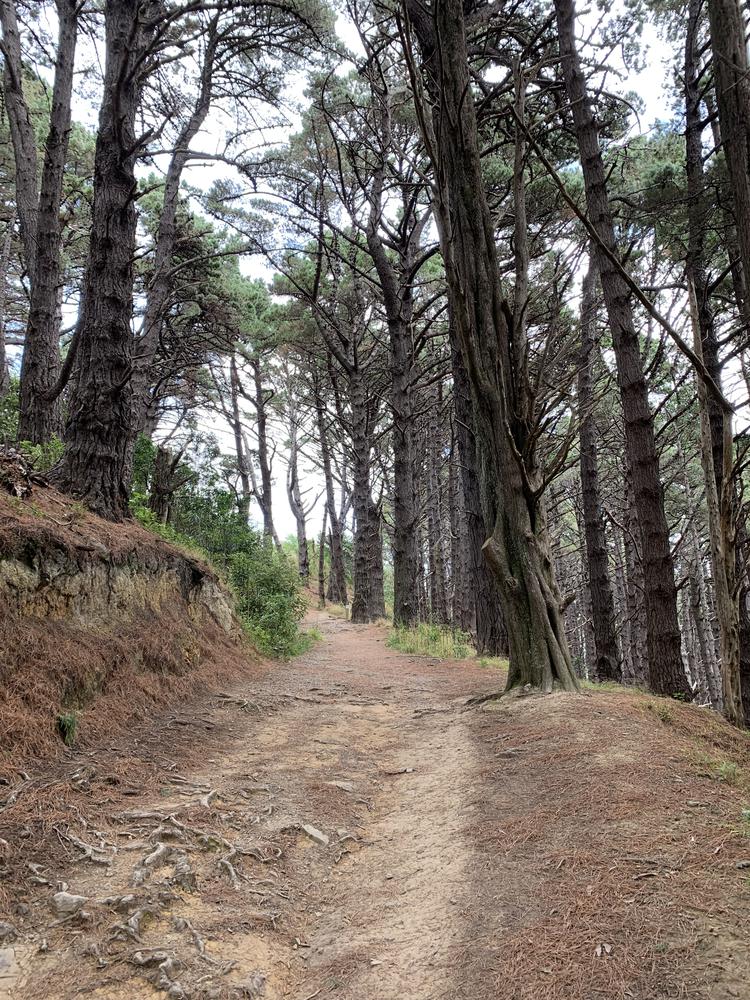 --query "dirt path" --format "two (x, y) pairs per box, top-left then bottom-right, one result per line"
(2, 613), (750, 1000)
